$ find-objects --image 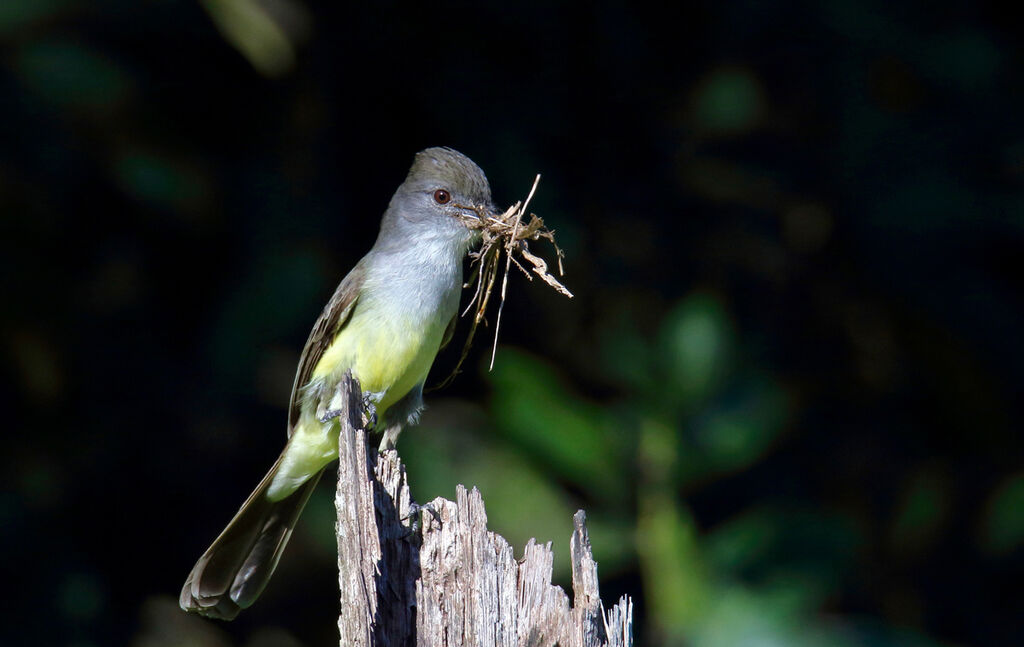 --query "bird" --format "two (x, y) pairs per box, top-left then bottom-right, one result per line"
(180, 147), (496, 620)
